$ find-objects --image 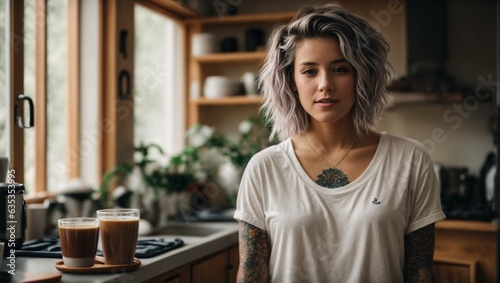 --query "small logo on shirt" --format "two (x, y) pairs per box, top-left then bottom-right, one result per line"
(372, 198), (381, 205)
